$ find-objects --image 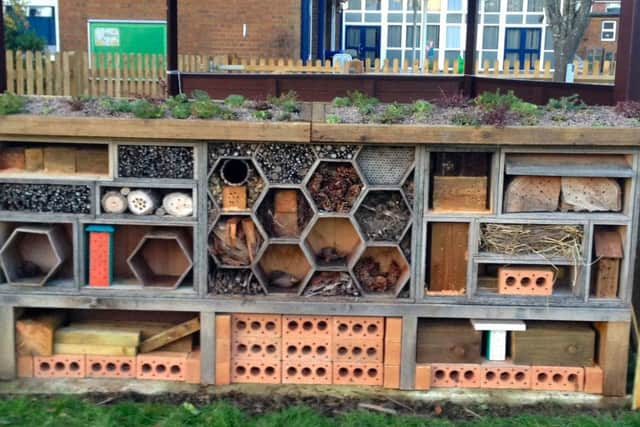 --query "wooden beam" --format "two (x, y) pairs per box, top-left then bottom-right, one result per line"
(615, 0), (640, 101)
(595, 321), (631, 396)
(0, 4), (6, 94)
(167, 0), (179, 96)
(139, 317), (200, 353)
(0, 306), (16, 379)
(463, 0), (478, 96)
